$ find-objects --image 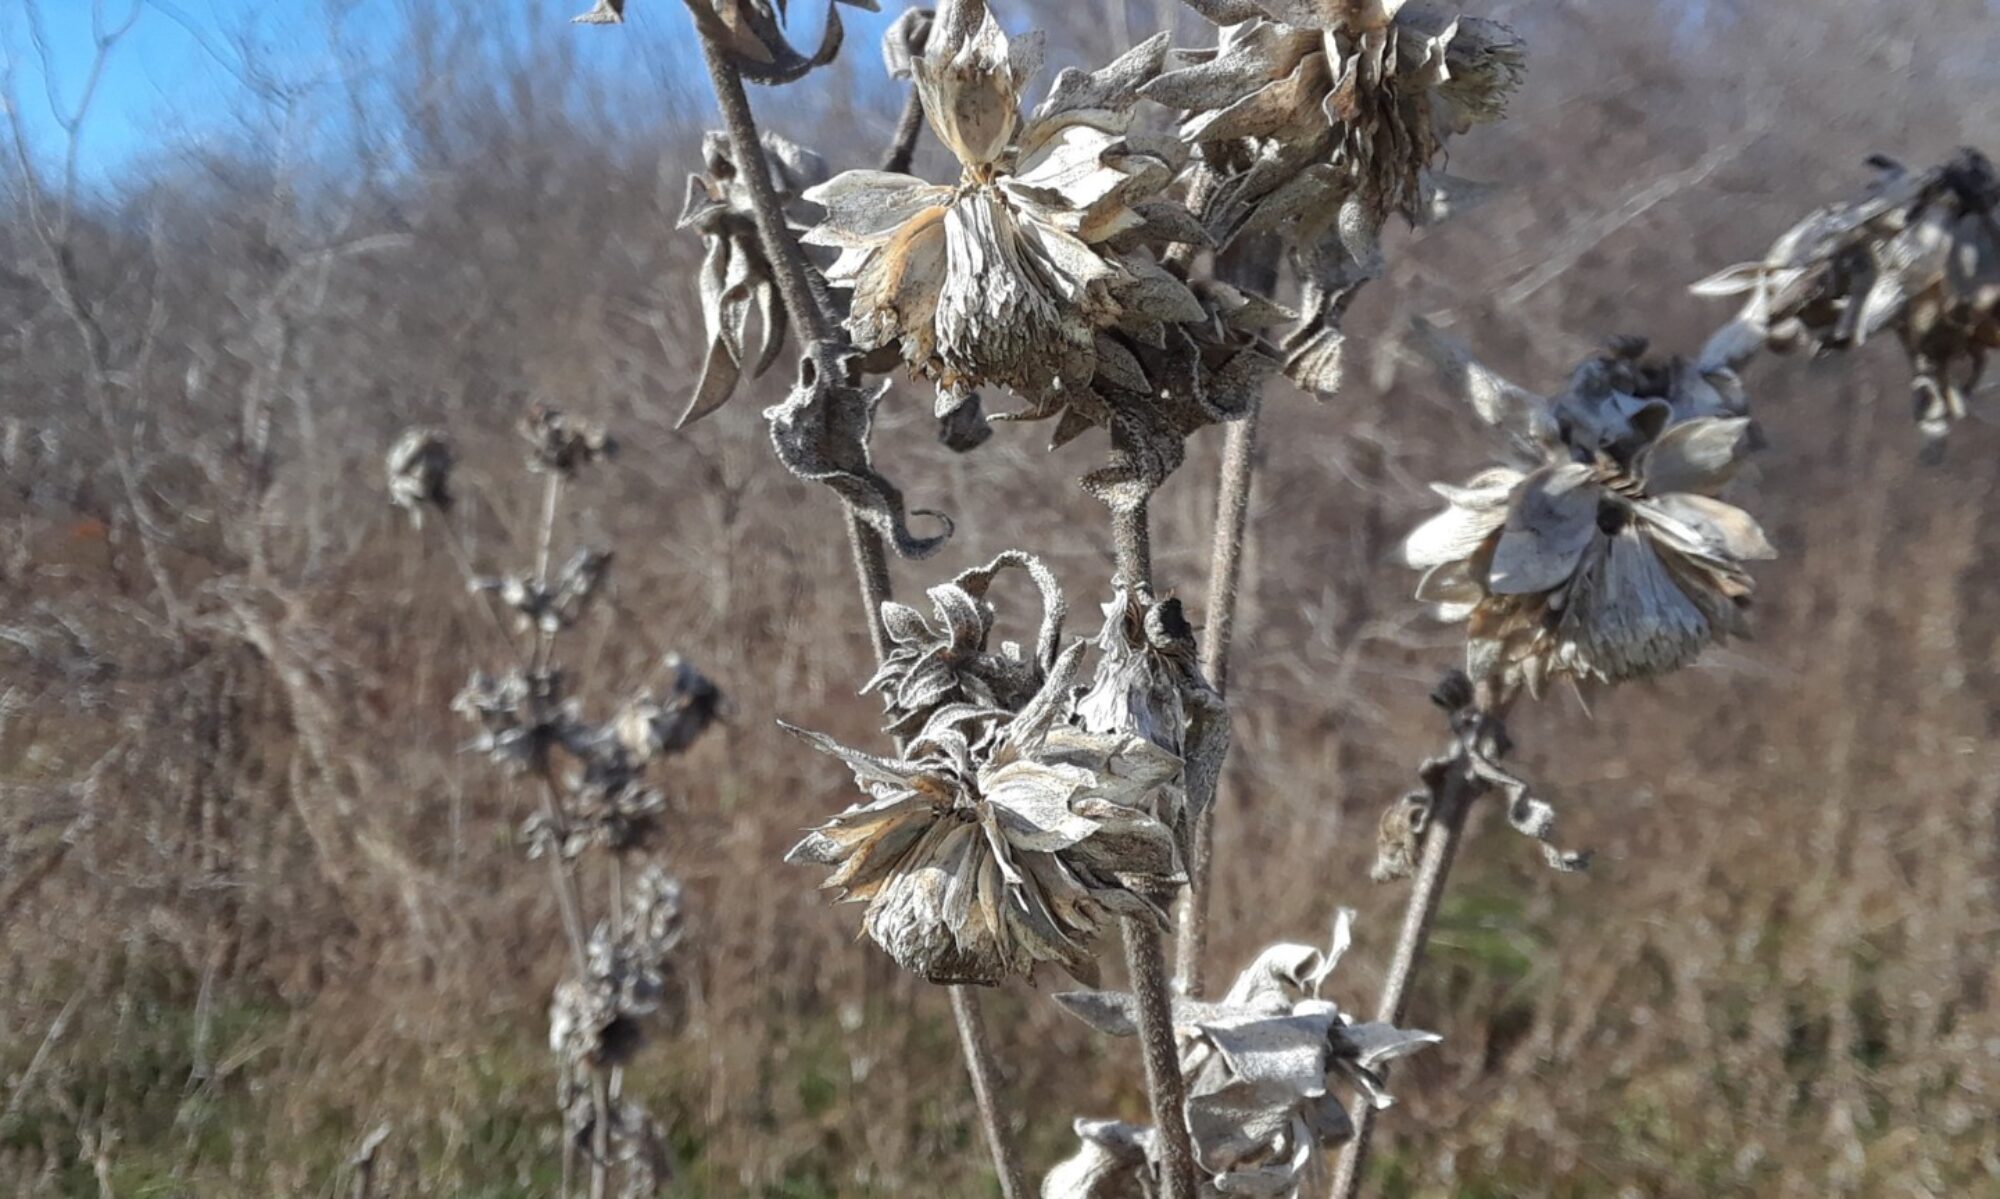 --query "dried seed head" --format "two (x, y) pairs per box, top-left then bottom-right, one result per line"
(677, 131), (829, 427)
(385, 427), (453, 526)
(1692, 147), (2000, 459)
(785, 641), (1183, 986)
(1051, 911), (1439, 1195)
(1402, 326), (1775, 701)
(549, 866), (688, 1069)
(519, 405), (615, 476)
(804, 6), (1201, 412)
(470, 548), (614, 635)
(452, 669), (580, 774)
